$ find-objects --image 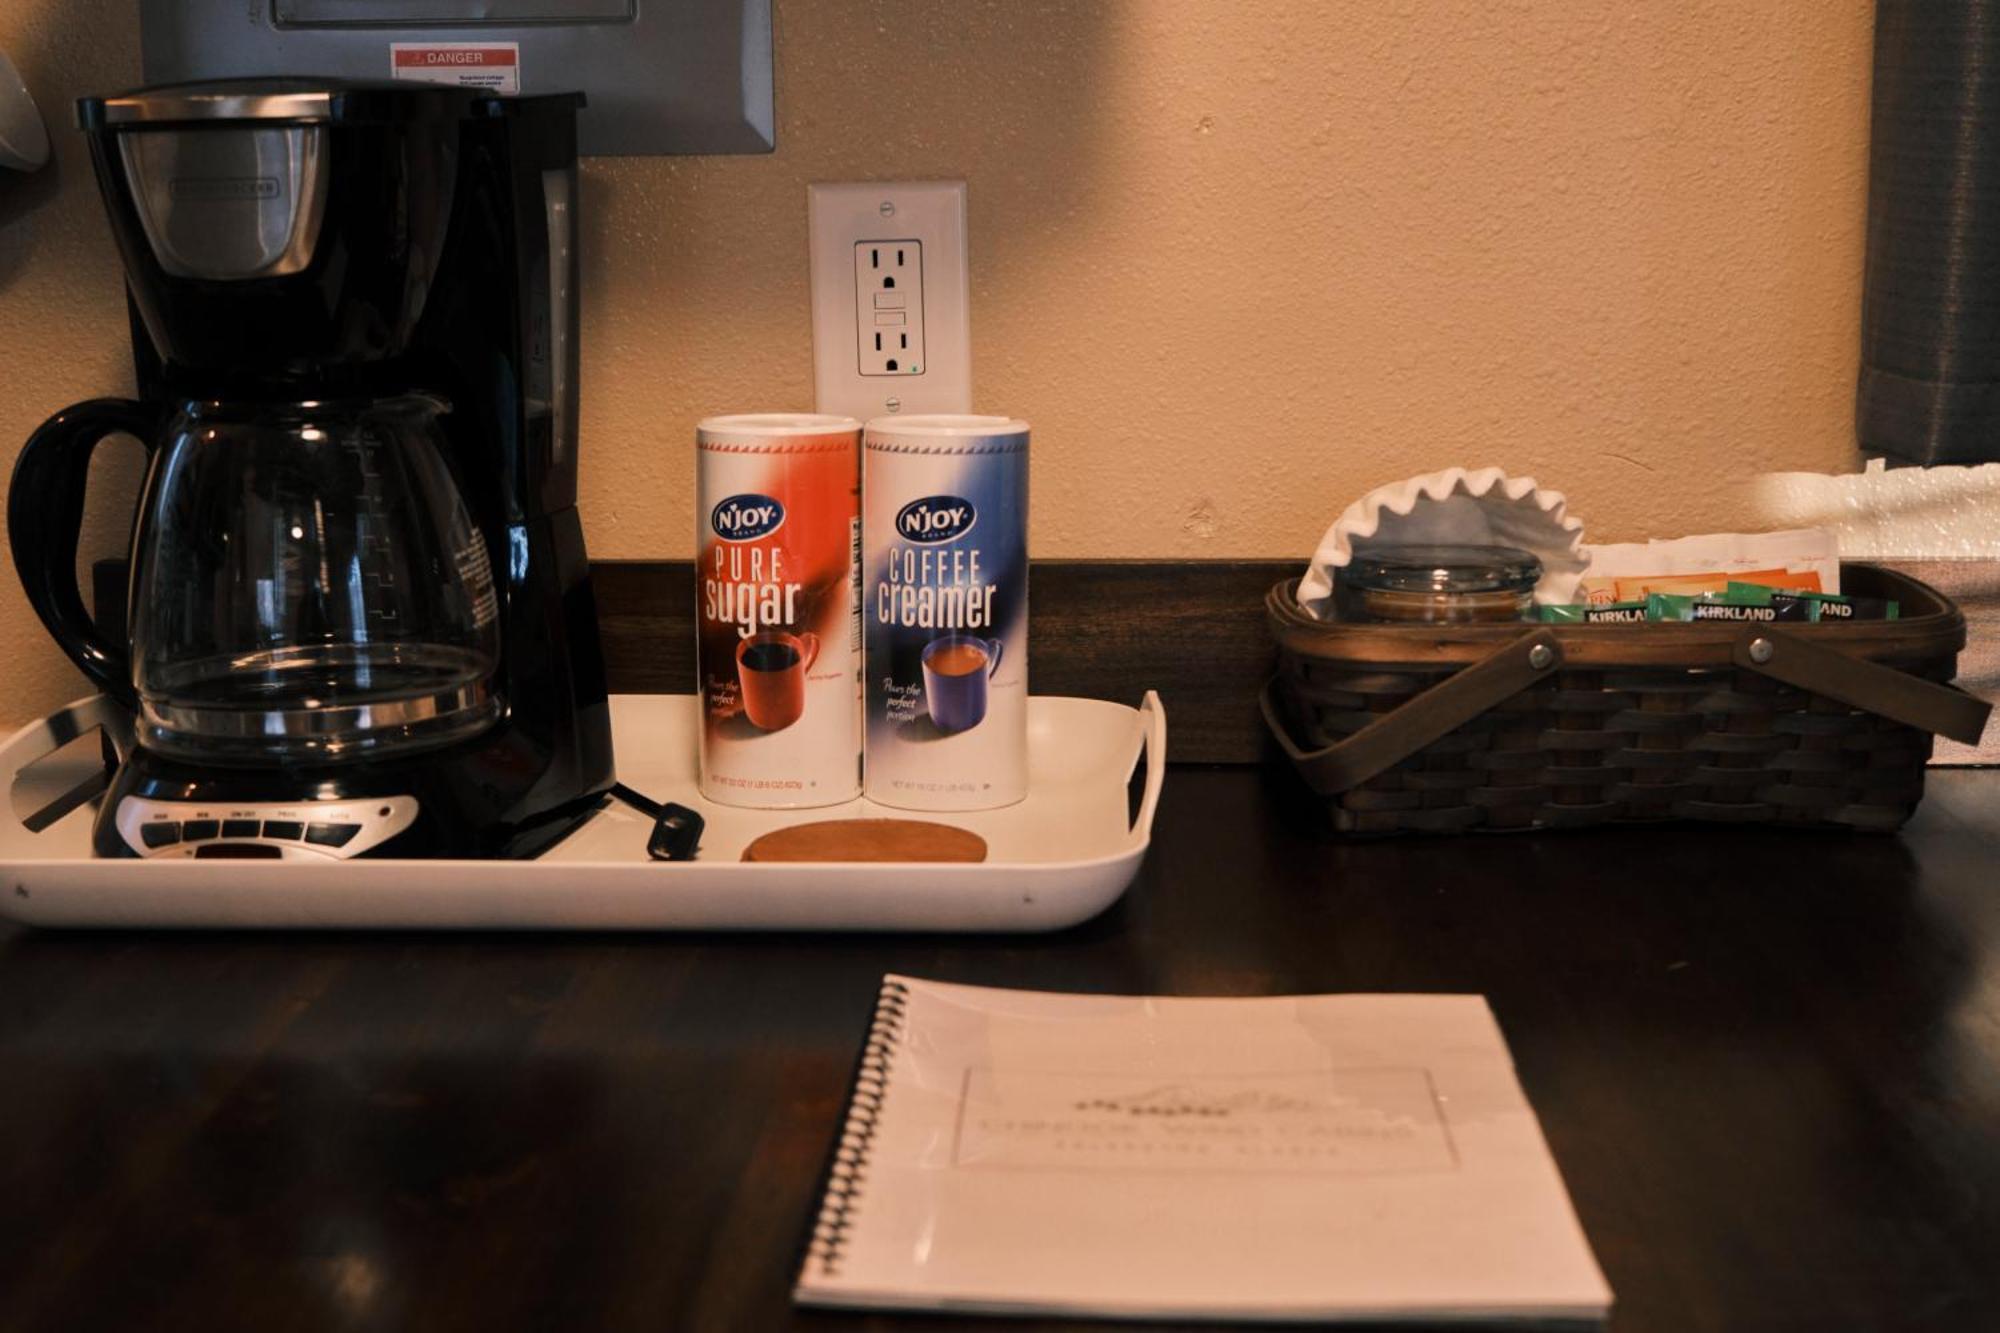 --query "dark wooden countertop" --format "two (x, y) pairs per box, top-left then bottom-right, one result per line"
(3, 767), (1998, 1333)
